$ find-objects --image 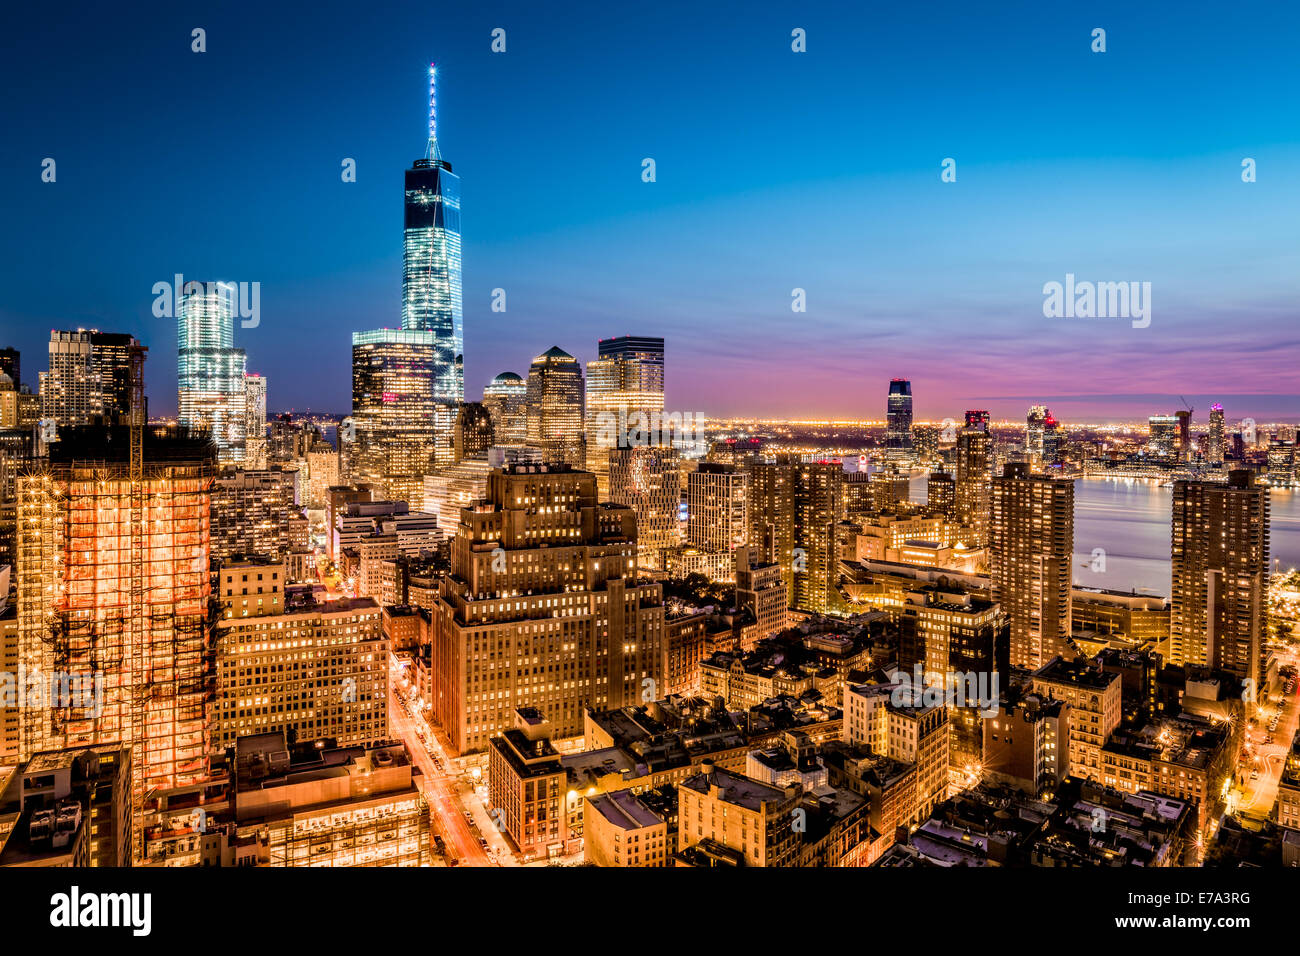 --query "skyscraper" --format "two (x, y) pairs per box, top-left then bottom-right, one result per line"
(1174, 409), (1192, 462)
(0, 347), (18, 388)
(885, 379), (913, 449)
(792, 461), (844, 614)
(350, 329), (438, 504)
(964, 410), (990, 430)
(403, 63), (463, 411)
(990, 462), (1074, 670)
(526, 346), (585, 467)
(1025, 405), (1047, 463)
(1041, 411), (1061, 466)
(925, 471), (955, 520)
(585, 336), (666, 496)
(452, 401), (494, 461)
(748, 458), (842, 615)
(1207, 403), (1225, 464)
(482, 371), (528, 445)
(1148, 414), (1179, 458)
(40, 330), (146, 429)
(955, 427), (991, 547)
(1170, 471), (1269, 683)
(178, 283), (247, 465)
(687, 462), (749, 553)
(244, 372), (267, 468)
(609, 444), (681, 569)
